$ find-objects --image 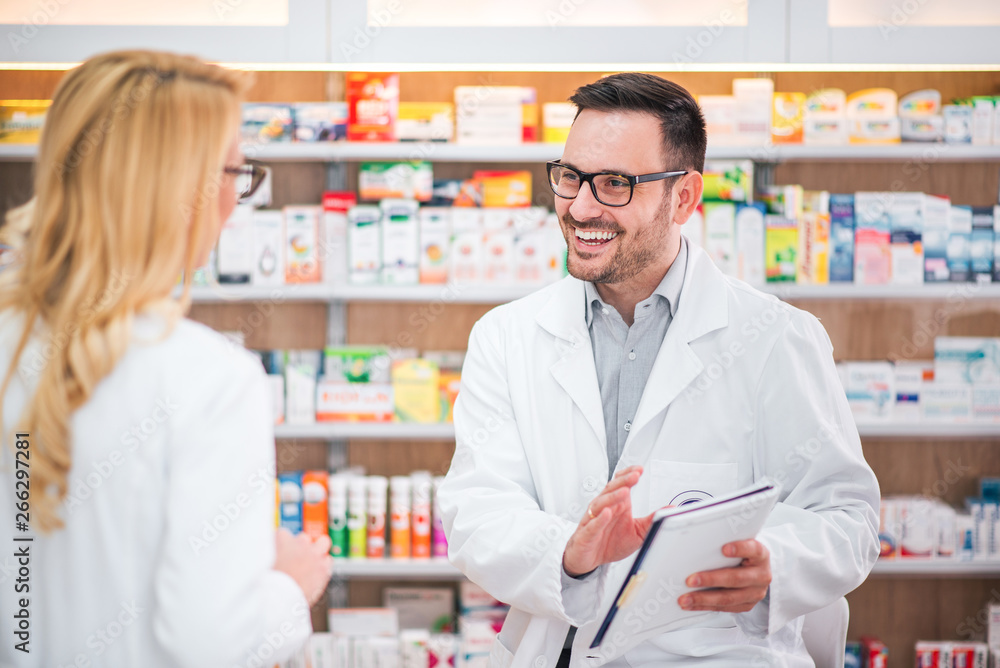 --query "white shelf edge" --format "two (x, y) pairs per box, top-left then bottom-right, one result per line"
(179, 283), (1000, 304)
(330, 558), (462, 579)
(275, 423), (456, 440)
(273, 422), (999, 440)
(871, 559), (1000, 576)
(6, 142), (1000, 162)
